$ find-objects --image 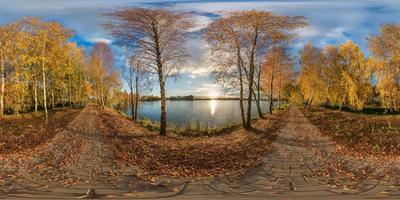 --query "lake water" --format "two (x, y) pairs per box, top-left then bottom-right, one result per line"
(120, 100), (277, 127)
